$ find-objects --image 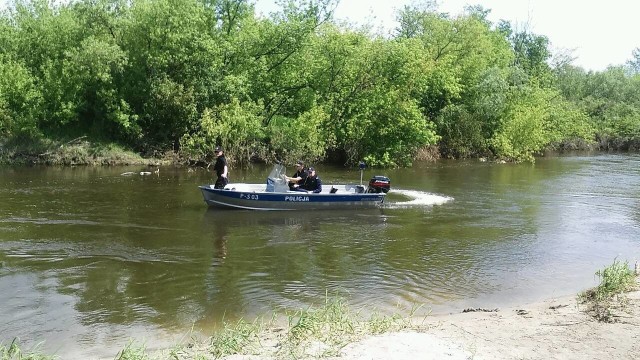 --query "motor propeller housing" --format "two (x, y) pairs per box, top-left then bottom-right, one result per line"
(367, 176), (391, 193)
